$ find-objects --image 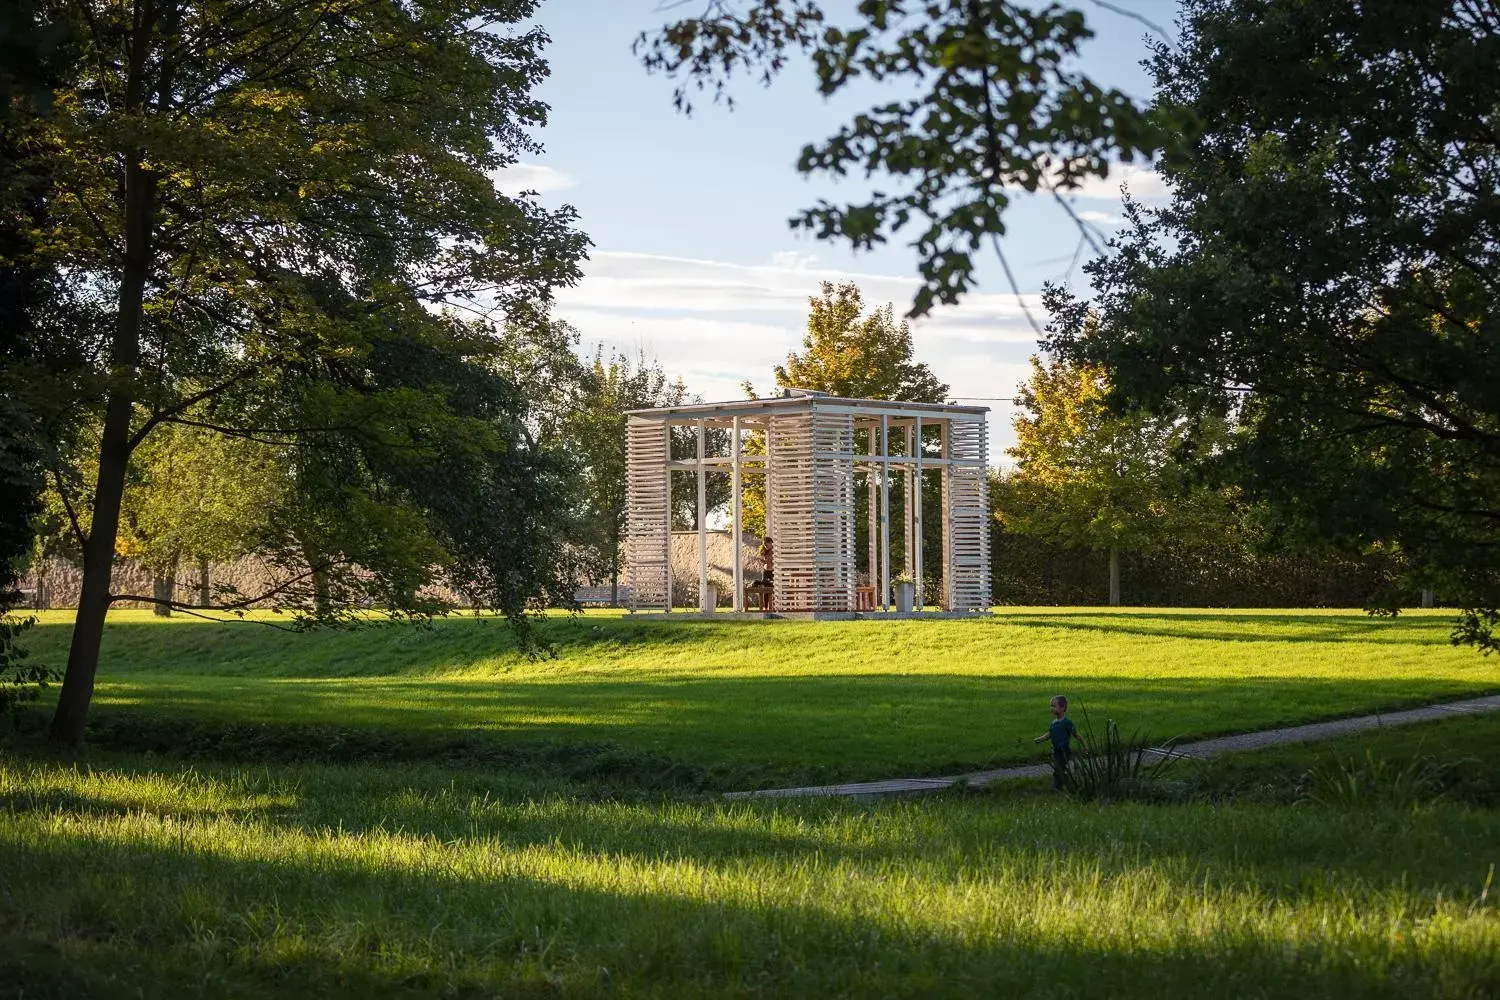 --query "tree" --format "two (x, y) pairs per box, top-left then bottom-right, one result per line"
(743, 281), (949, 577)
(568, 348), (692, 604)
(495, 317), (593, 447)
(1001, 356), (1227, 605)
(12, 0), (588, 742)
(0, 1), (77, 711)
(1049, 0), (1500, 645)
(639, 1), (1165, 317)
(115, 420), (288, 615)
(0, 0), (79, 603)
(753, 280), (950, 401)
